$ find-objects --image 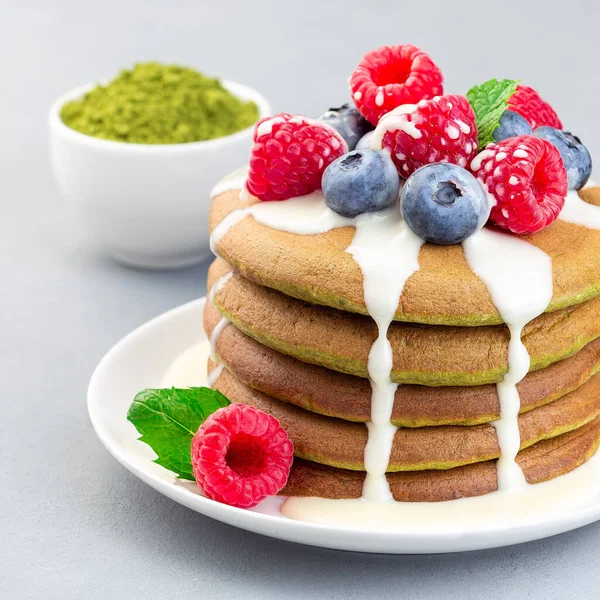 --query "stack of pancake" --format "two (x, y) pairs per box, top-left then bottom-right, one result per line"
(205, 184), (600, 502)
